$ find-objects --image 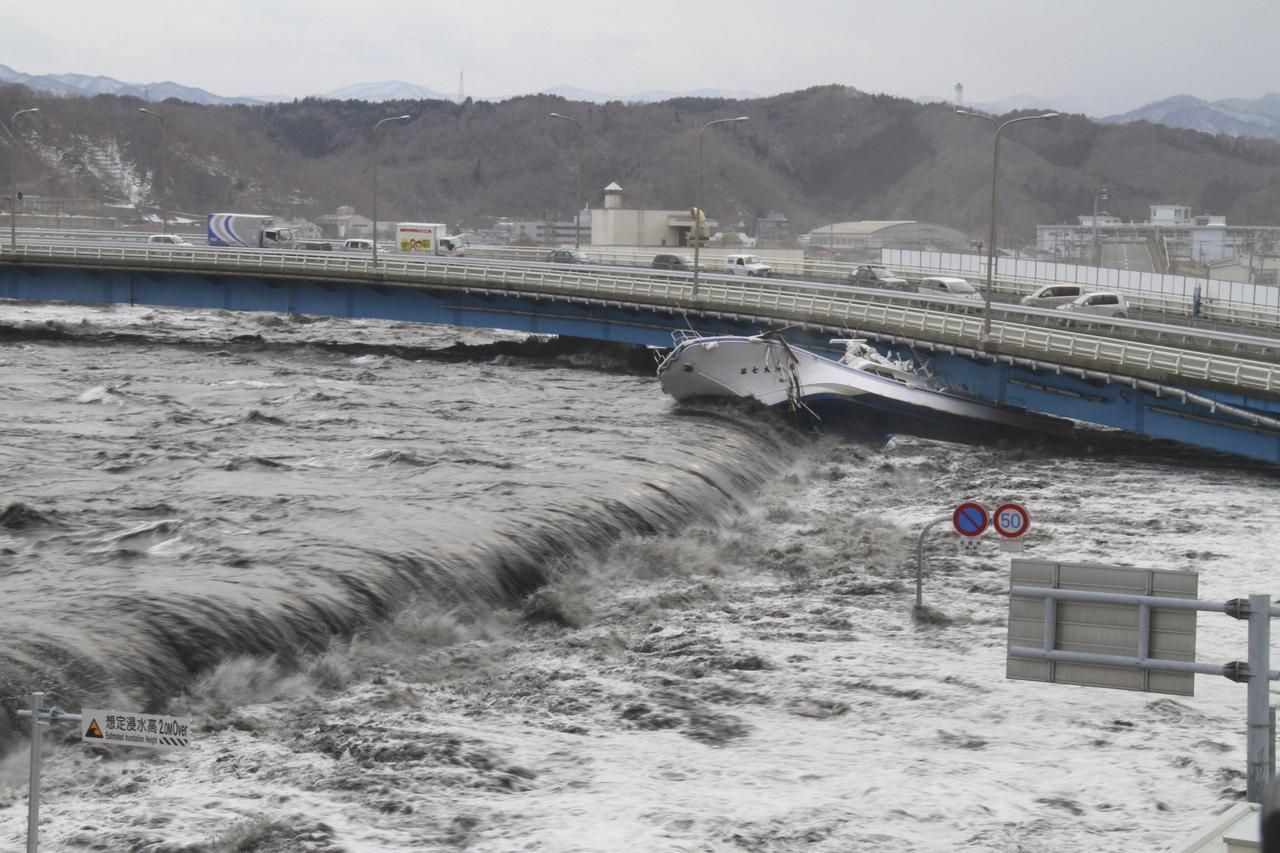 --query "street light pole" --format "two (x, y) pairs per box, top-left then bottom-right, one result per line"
(692, 116), (749, 301)
(548, 113), (583, 249)
(138, 108), (168, 233)
(1092, 186), (1109, 266)
(956, 109), (1060, 339)
(6, 107), (39, 255)
(371, 114), (411, 267)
